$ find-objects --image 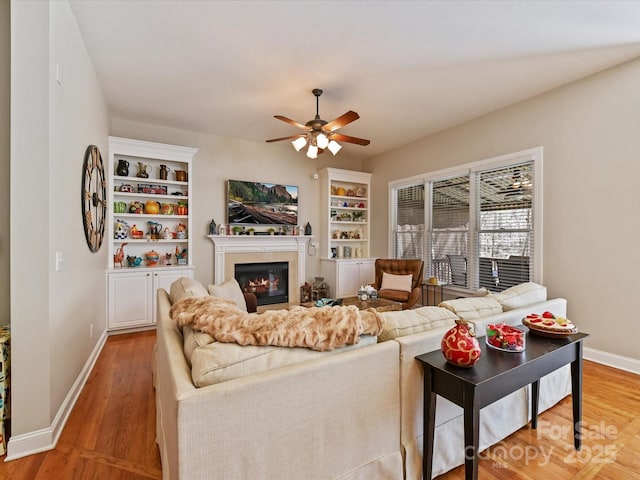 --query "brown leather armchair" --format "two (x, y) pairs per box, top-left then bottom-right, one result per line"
(372, 258), (424, 310)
